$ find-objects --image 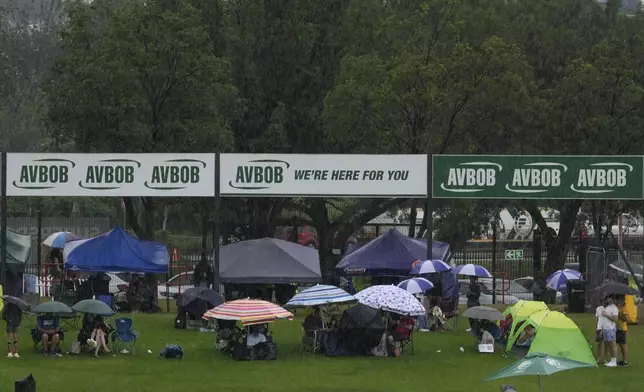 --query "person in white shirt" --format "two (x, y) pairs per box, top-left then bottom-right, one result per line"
(602, 295), (620, 367)
(246, 327), (267, 347)
(595, 302), (607, 364)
